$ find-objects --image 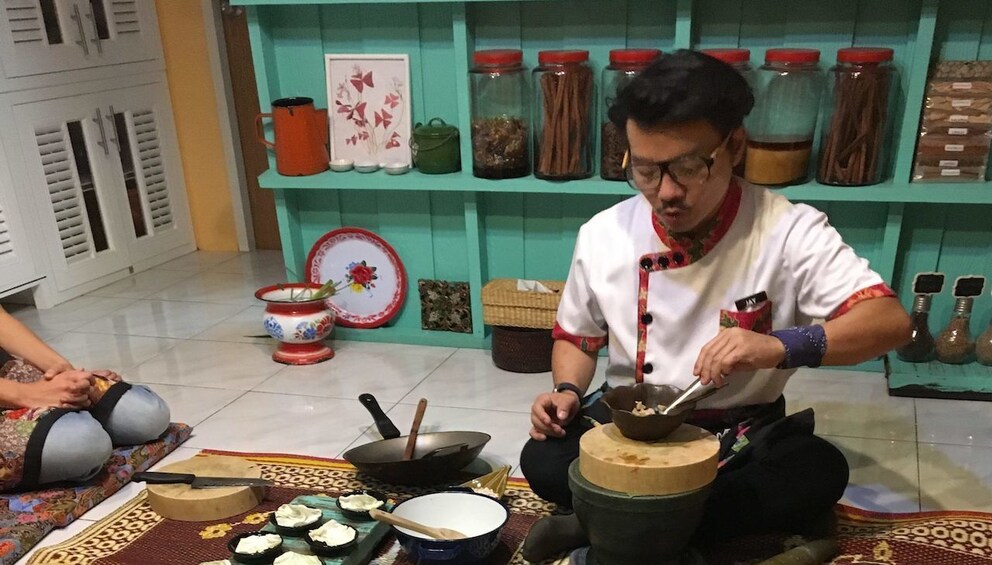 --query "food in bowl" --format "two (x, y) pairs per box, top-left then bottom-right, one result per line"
(274, 552), (321, 565)
(307, 519), (358, 556)
(234, 533), (282, 554)
(227, 532), (284, 564)
(631, 400), (668, 416)
(309, 519), (357, 546)
(339, 492), (384, 512)
(274, 504), (322, 528)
